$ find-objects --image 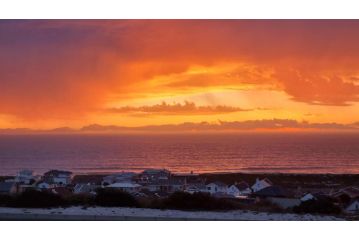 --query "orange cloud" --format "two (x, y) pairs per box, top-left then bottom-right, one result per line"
(275, 70), (359, 106)
(105, 101), (252, 116)
(0, 20), (359, 128)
